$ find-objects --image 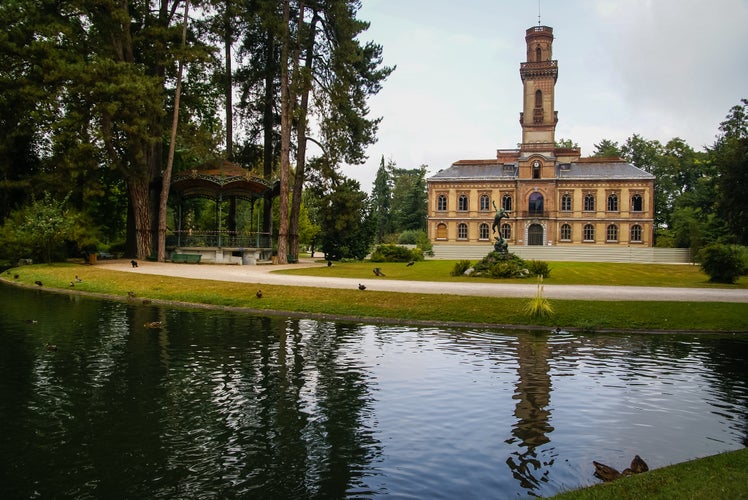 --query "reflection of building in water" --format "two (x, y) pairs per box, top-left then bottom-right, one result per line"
(505, 336), (555, 492)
